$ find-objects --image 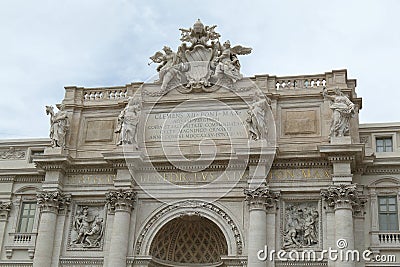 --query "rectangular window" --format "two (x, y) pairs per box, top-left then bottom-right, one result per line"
(376, 137), (393, 152)
(378, 196), (399, 231)
(17, 202), (36, 233)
